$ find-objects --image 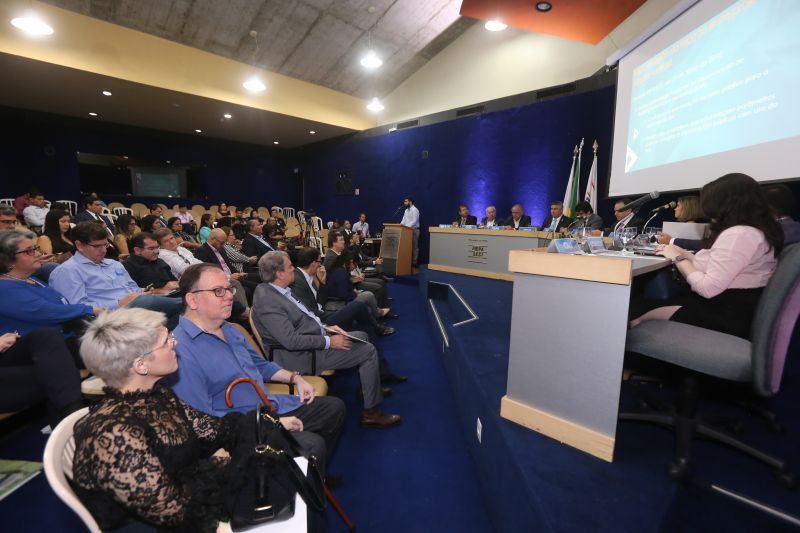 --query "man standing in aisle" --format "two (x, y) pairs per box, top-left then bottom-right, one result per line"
(401, 196), (420, 267)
